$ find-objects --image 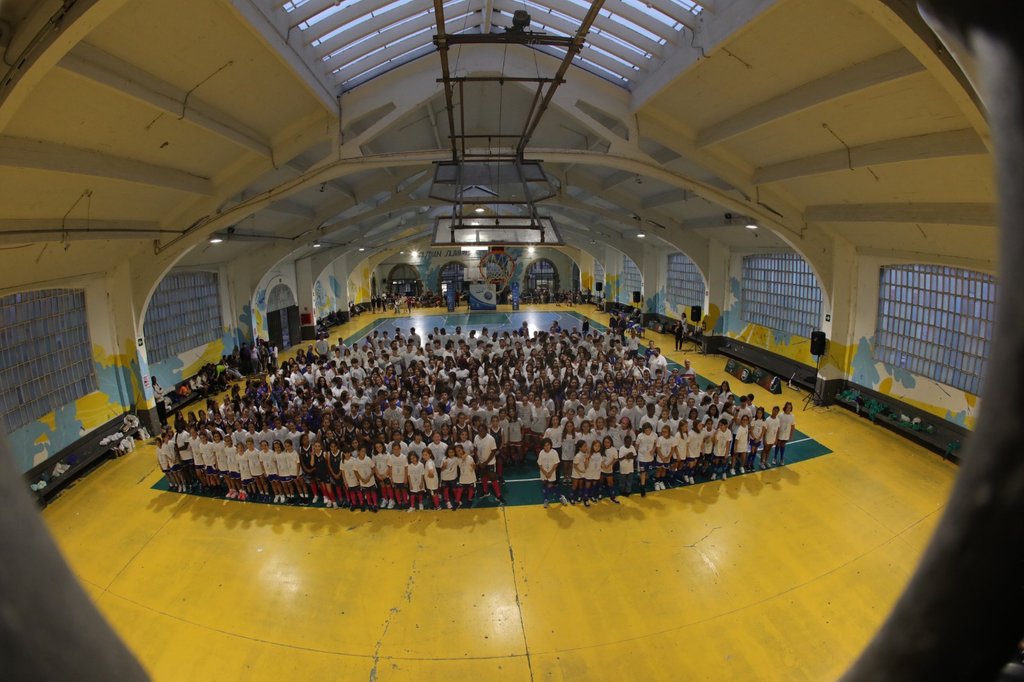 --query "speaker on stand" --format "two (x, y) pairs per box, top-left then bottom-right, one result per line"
(804, 331), (827, 411)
